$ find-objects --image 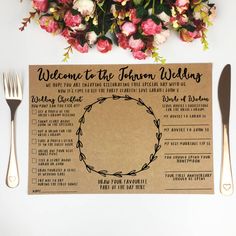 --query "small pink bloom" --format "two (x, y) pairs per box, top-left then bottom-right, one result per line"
(121, 22), (137, 36)
(39, 16), (60, 34)
(64, 11), (82, 27)
(61, 28), (71, 39)
(32, 0), (48, 12)
(128, 36), (145, 51)
(175, 0), (189, 7)
(130, 9), (141, 24)
(177, 14), (188, 25)
(132, 50), (147, 60)
(117, 33), (129, 49)
(113, 0), (129, 4)
(97, 38), (112, 53)
(73, 40), (89, 53)
(58, 0), (72, 3)
(141, 19), (162, 36)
